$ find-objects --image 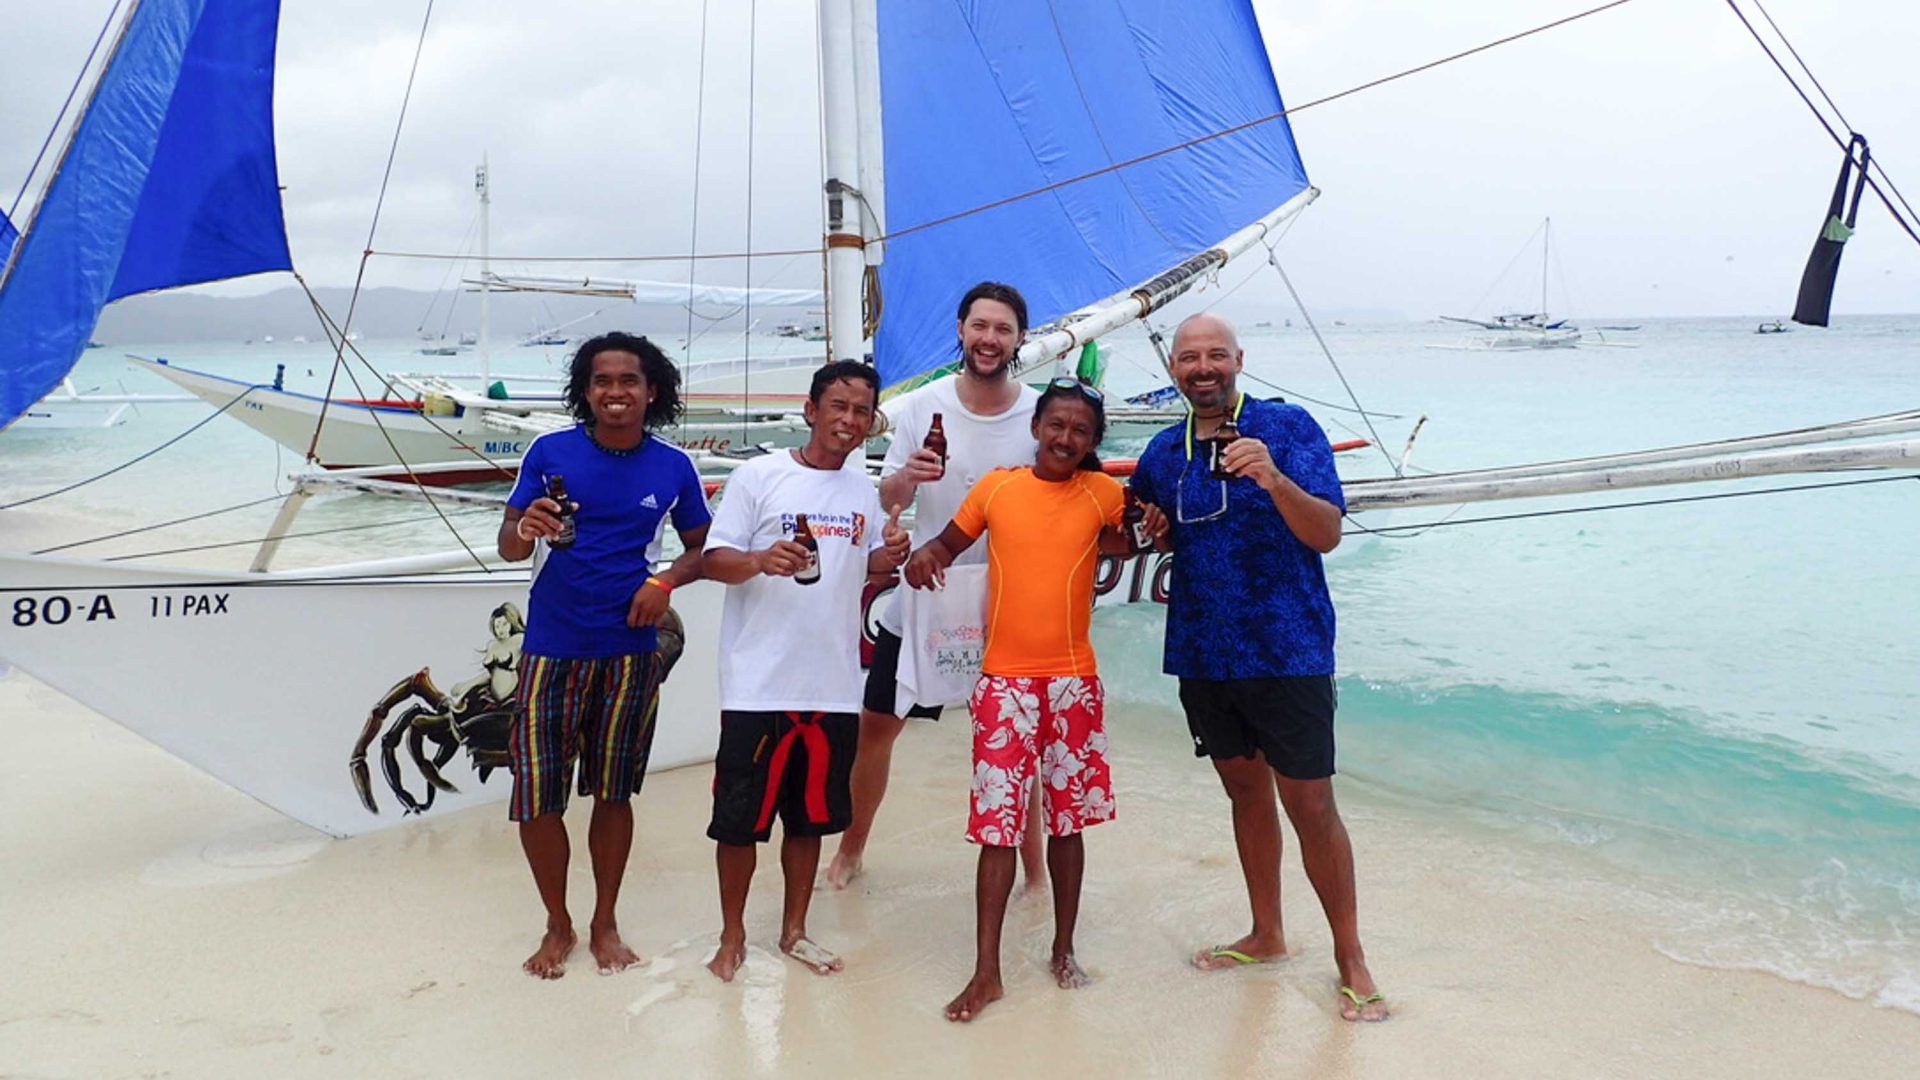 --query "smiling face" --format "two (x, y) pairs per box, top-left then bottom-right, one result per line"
(958, 297), (1022, 380)
(1030, 395), (1099, 481)
(491, 613), (511, 640)
(803, 375), (878, 460)
(1168, 316), (1243, 412)
(584, 350), (653, 433)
